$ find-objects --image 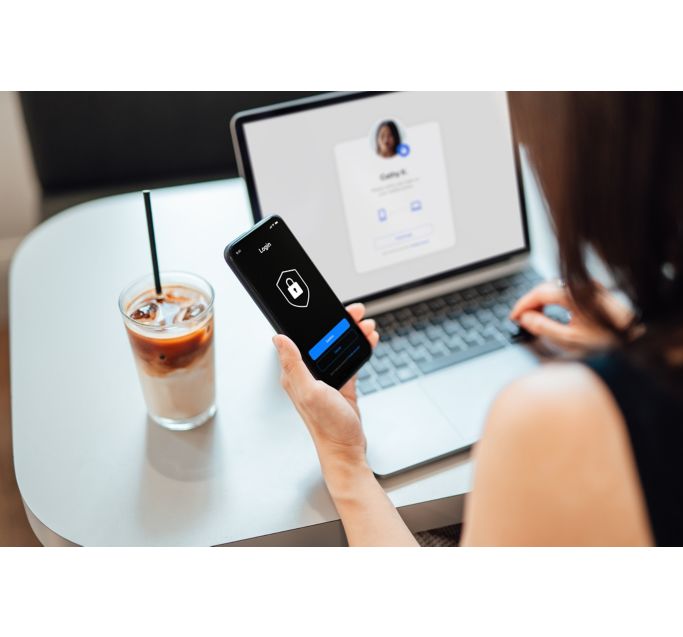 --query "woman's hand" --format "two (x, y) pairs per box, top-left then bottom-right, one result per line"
(272, 303), (379, 475)
(273, 306), (418, 546)
(509, 280), (633, 352)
